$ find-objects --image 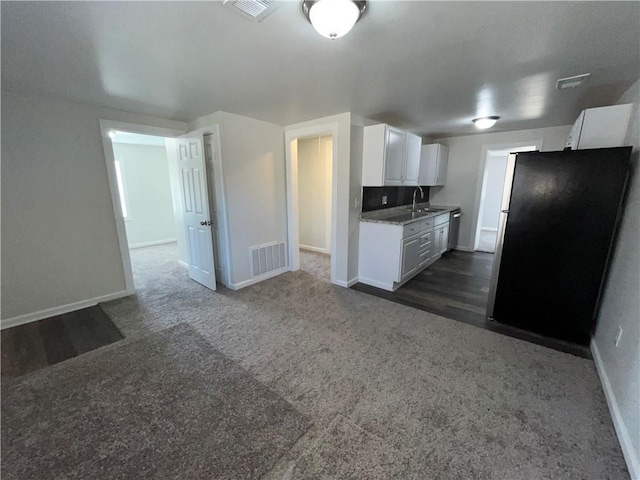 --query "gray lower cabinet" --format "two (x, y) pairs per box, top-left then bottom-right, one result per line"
(435, 223), (449, 255)
(433, 213), (450, 257)
(418, 230), (433, 267)
(358, 213), (452, 292)
(400, 235), (420, 282)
